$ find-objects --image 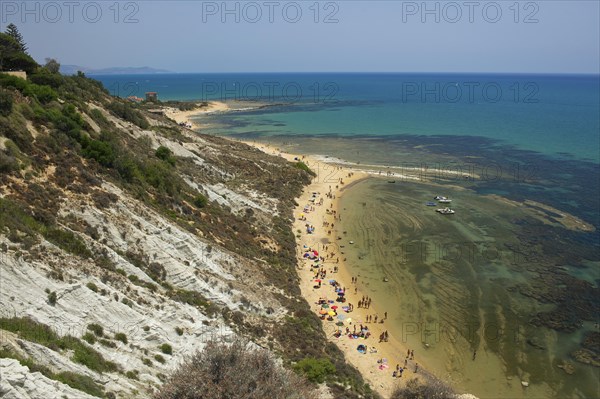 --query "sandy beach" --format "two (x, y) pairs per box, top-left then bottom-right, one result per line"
(164, 101), (230, 130)
(243, 141), (434, 398)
